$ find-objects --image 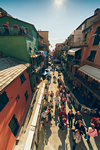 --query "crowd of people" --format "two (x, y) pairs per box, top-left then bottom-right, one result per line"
(41, 71), (100, 150)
